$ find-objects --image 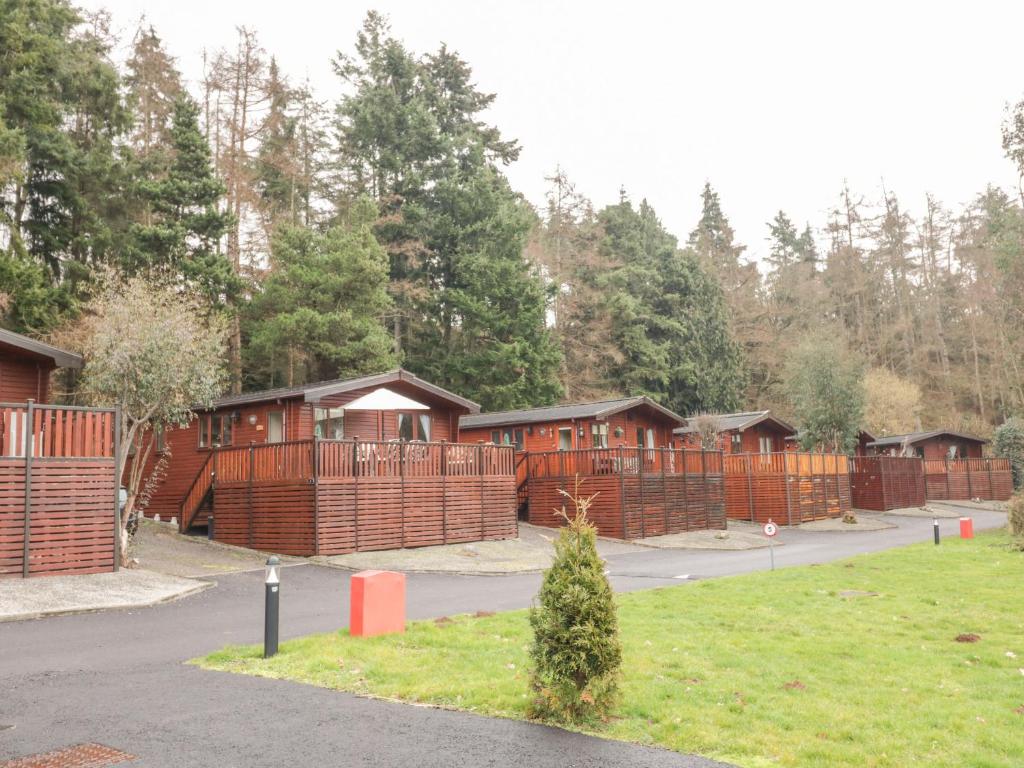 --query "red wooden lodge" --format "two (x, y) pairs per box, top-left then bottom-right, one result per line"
(674, 410), (796, 454)
(460, 398), (726, 539)
(144, 369), (518, 555)
(1, 330), (119, 579)
(865, 430), (1011, 502)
